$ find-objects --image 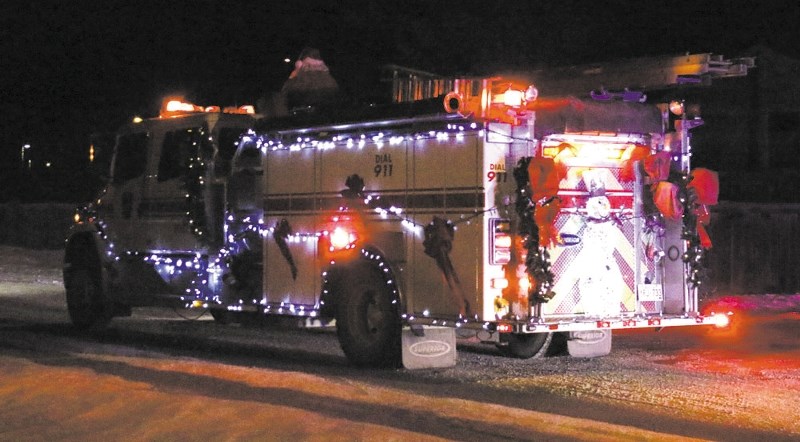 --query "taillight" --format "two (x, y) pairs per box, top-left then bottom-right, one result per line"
(496, 323), (513, 333)
(710, 312), (732, 328)
(518, 275), (531, 293)
(494, 234), (512, 248)
(490, 219), (512, 264)
(328, 226), (357, 252)
(323, 213), (363, 257)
